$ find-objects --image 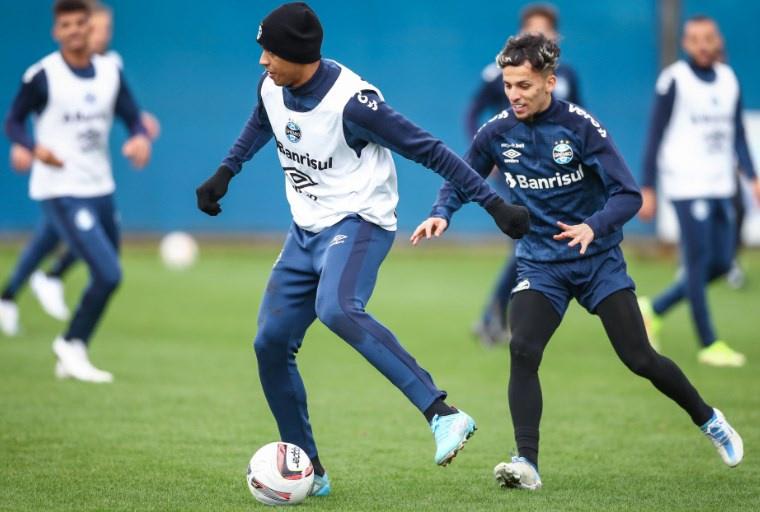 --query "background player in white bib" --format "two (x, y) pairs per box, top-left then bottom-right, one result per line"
(638, 16), (760, 367)
(0, 1), (160, 333)
(195, 2), (529, 498)
(0, 0), (152, 381)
